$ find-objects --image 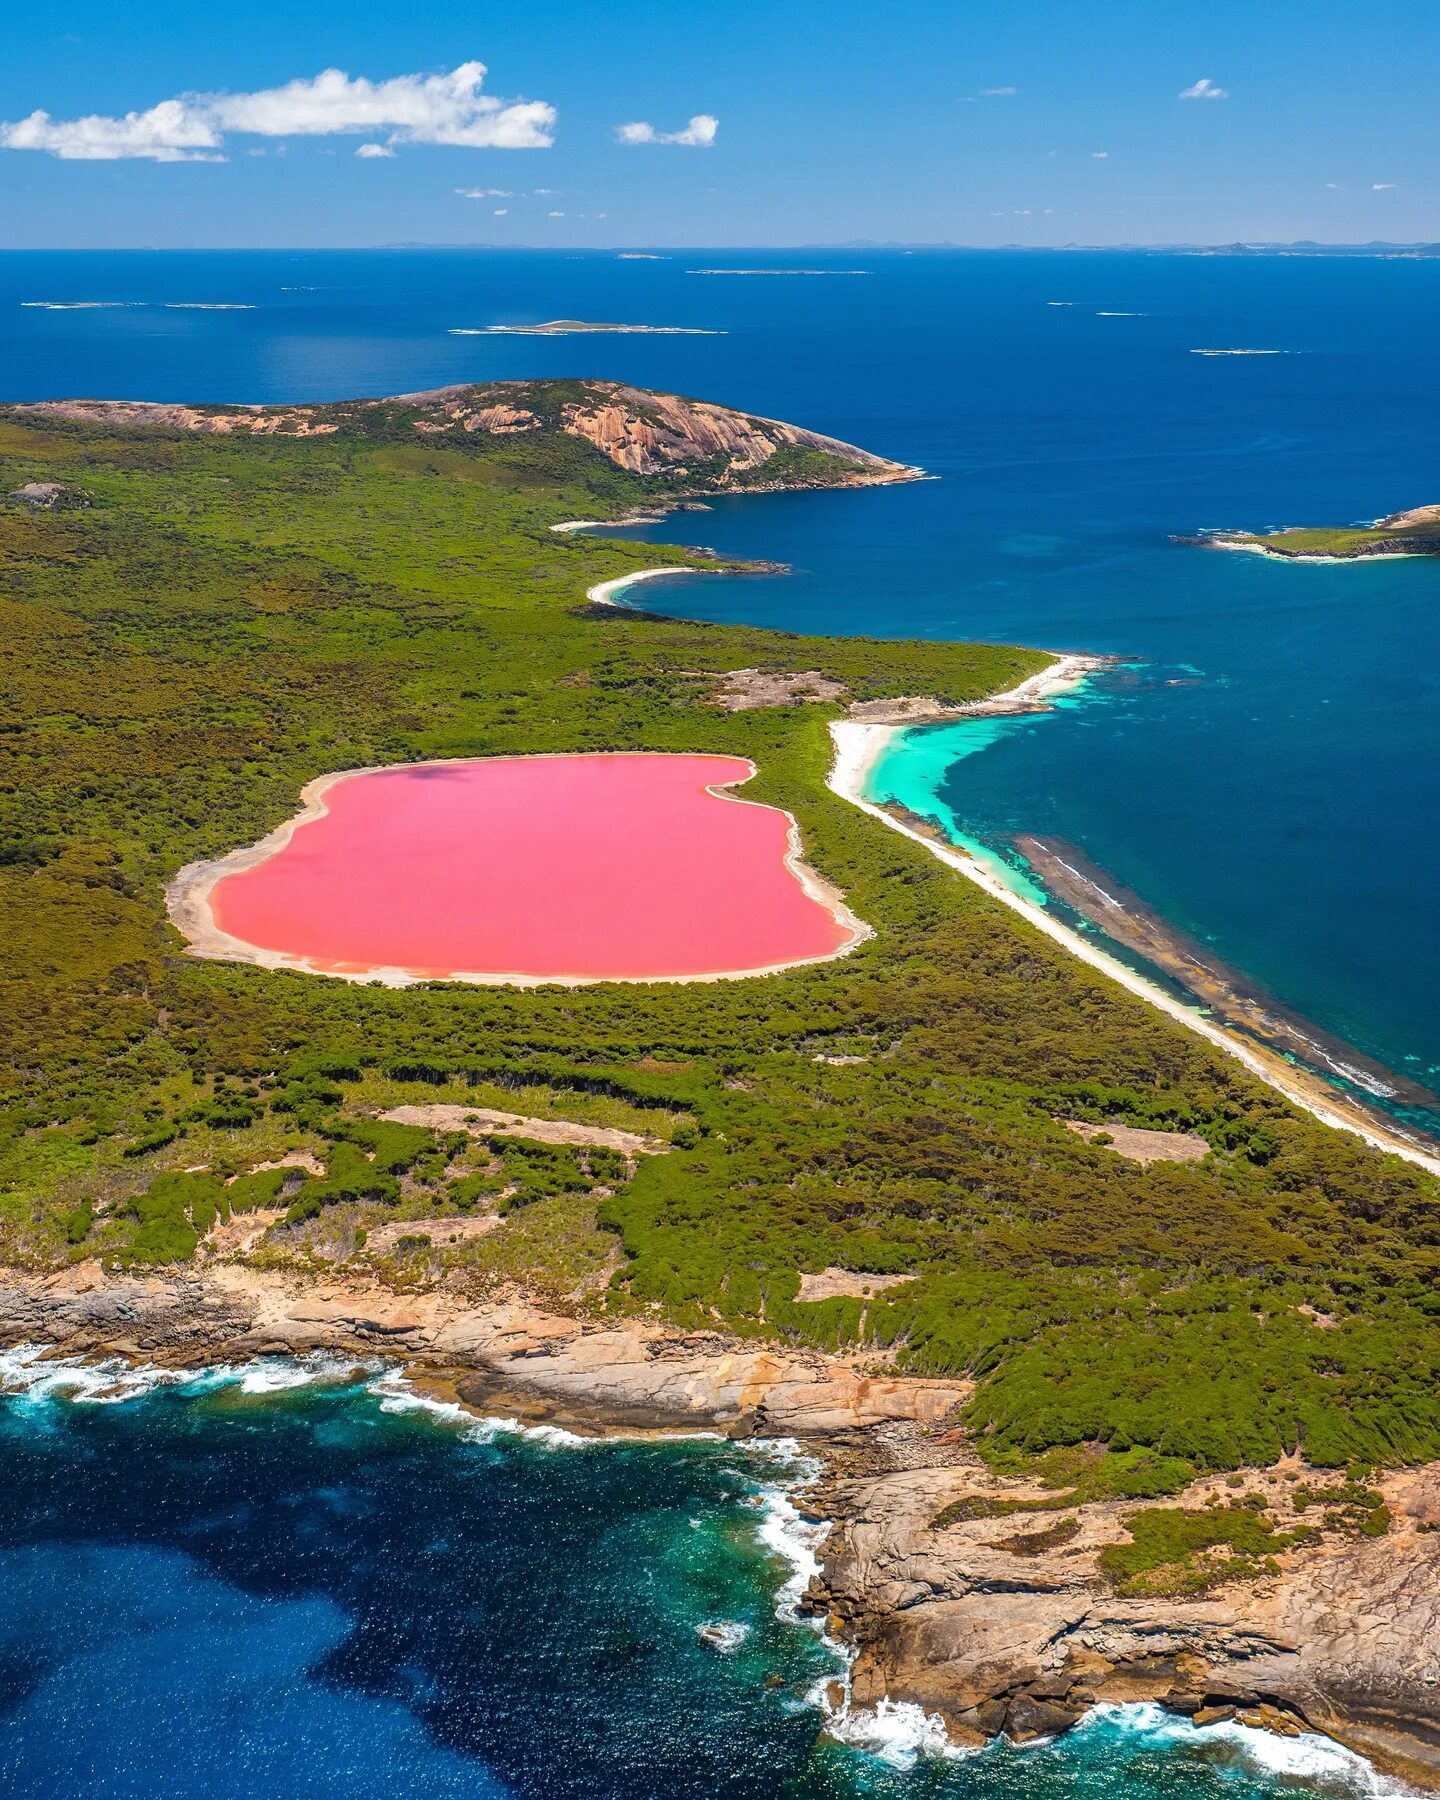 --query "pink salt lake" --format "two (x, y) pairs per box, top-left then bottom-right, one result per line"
(196, 754), (865, 984)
